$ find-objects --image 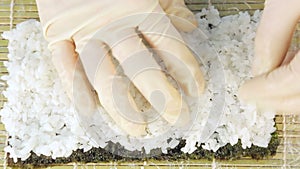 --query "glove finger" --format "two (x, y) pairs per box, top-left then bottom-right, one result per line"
(107, 28), (190, 127)
(50, 40), (98, 116)
(255, 95), (300, 115)
(281, 49), (299, 66)
(252, 0), (300, 76)
(139, 8), (205, 97)
(79, 39), (147, 137)
(239, 51), (300, 103)
(159, 0), (198, 32)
